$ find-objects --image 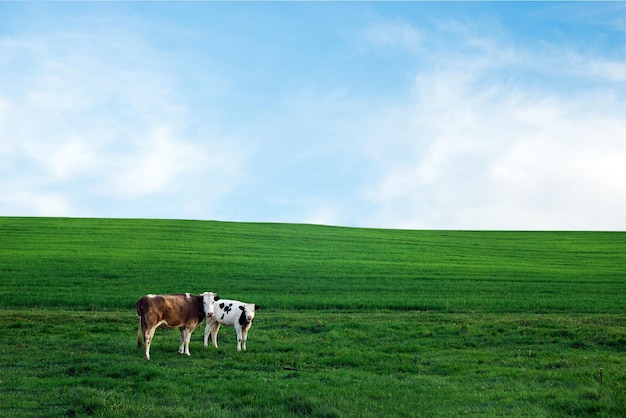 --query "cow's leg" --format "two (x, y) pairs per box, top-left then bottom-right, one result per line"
(178, 328), (186, 354)
(210, 323), (221, 349)
(144, 326), (157, 360)
(203, 321), (212, 347)
(183, 327), (193, 356)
